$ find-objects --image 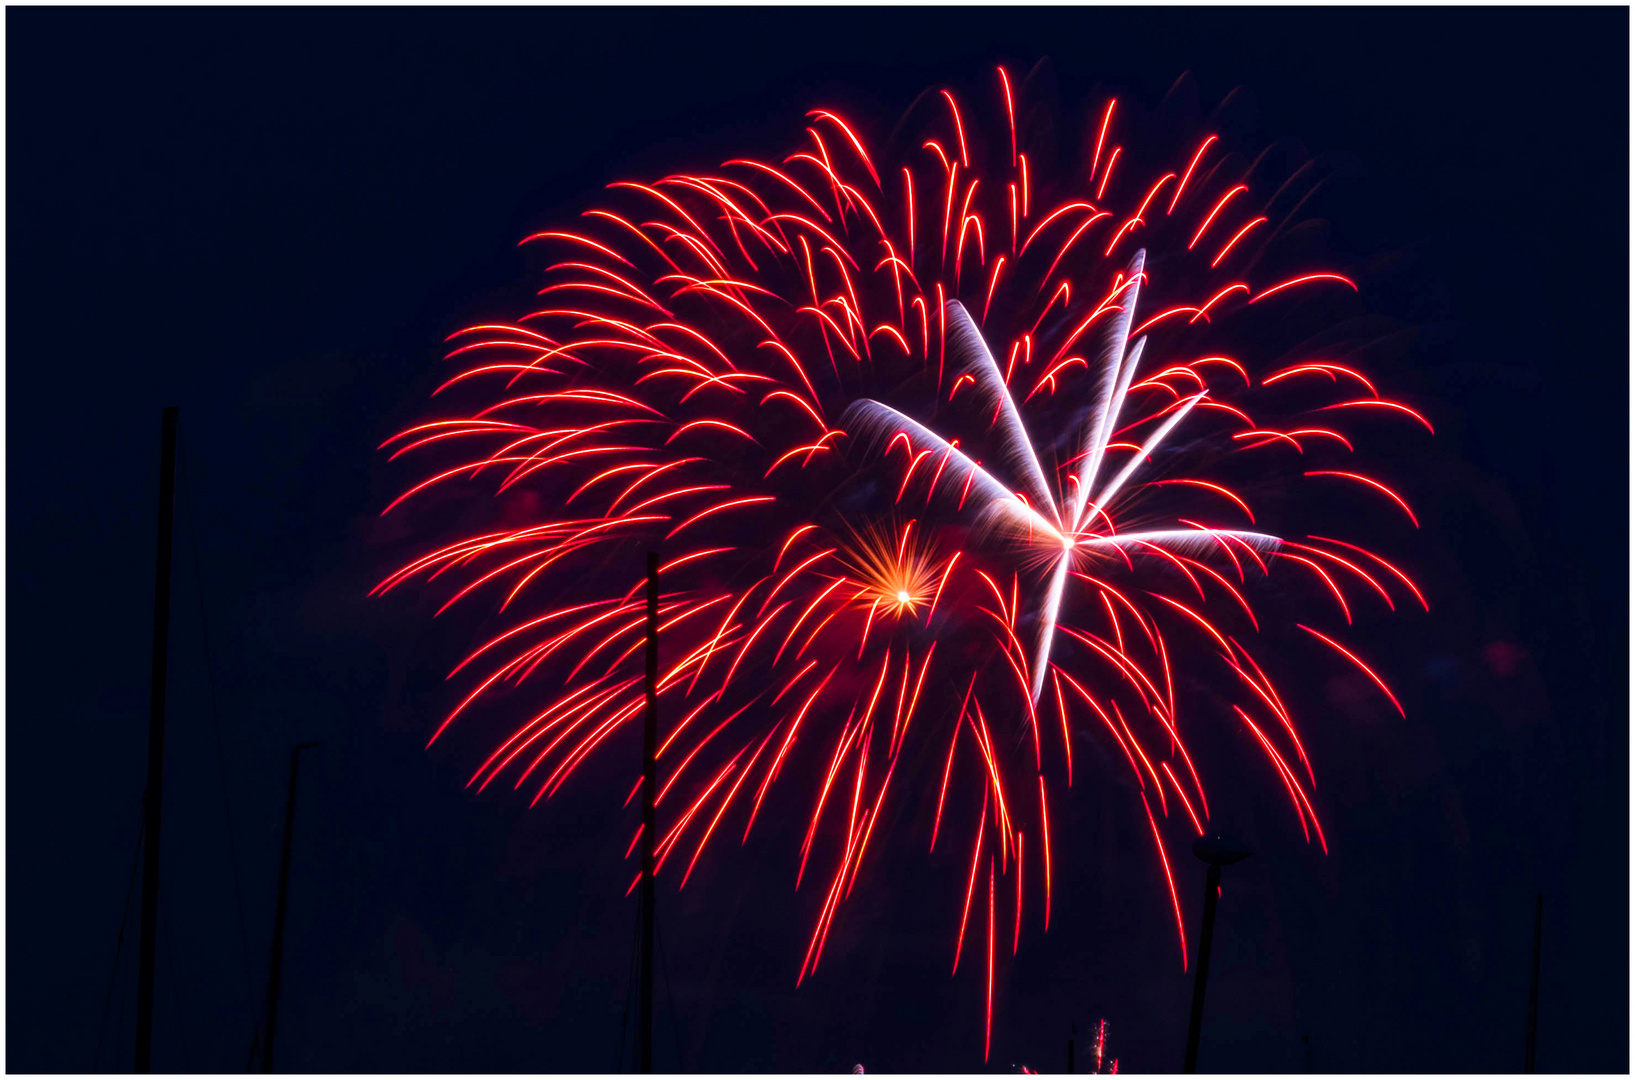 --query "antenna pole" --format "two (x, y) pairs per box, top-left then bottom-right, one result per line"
(1524, 893), (1543, 1073)
(1182, 862), (1221, 1073)
(263, 742), (319, 1073)
(1180, 834), (1249, 1072)
(135, 406), (179, 1073)
(639, 552), (659, 1073)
